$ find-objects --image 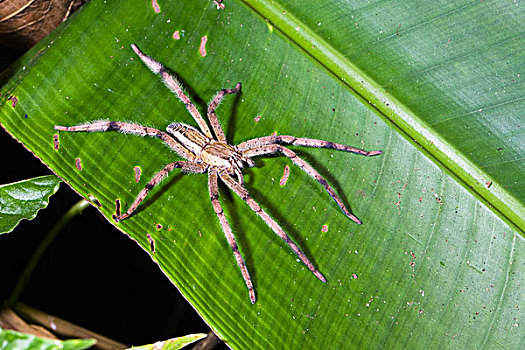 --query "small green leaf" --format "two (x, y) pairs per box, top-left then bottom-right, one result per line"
(0, 176), (61, 234)
(129, 333), (207, 350)
(0, 327), (96, 350)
